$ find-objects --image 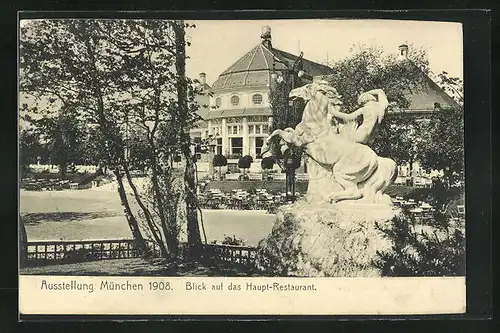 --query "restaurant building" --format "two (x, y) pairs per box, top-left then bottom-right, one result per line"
(189, 26), (333, 170)
(190, 28), (460, 178)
